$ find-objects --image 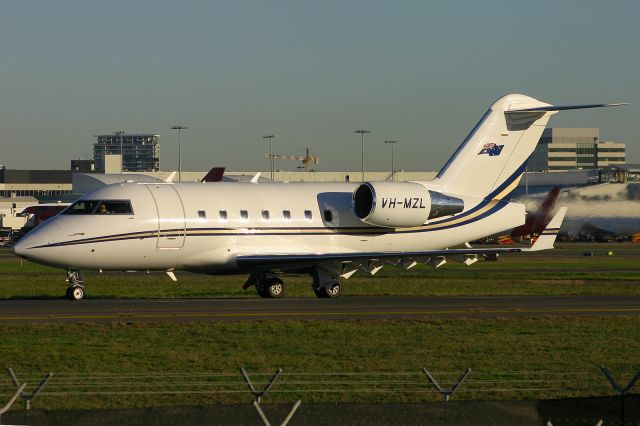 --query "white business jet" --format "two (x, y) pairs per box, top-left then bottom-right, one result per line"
(13, 94), (624, 300)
